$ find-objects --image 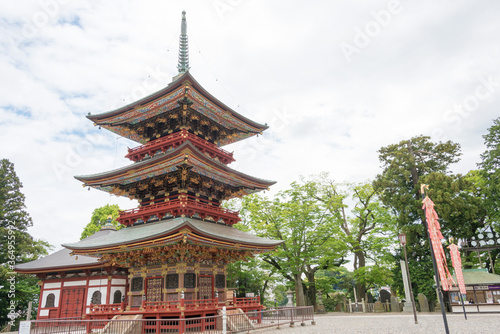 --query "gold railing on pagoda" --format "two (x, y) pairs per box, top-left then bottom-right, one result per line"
(125, 129), (234, 164)
(117, 197), (240, 226)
